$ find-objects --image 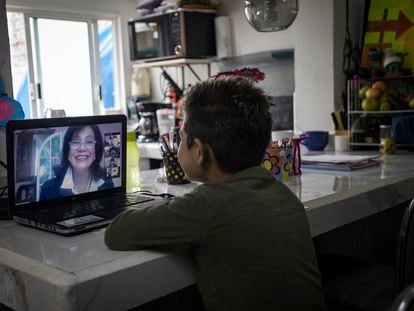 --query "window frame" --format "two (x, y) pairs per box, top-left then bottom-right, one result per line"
(6, 6), (124, 118)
